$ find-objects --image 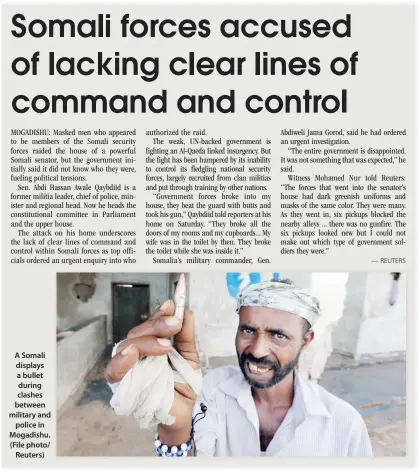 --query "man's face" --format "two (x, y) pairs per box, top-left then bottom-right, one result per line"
(235, 306), (313, 389)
